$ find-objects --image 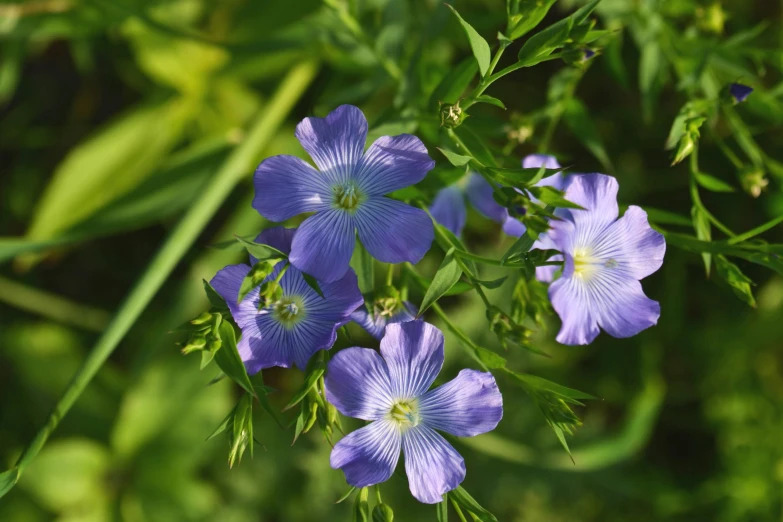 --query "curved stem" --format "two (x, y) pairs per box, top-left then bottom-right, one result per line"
(0, 61), (319, 495)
